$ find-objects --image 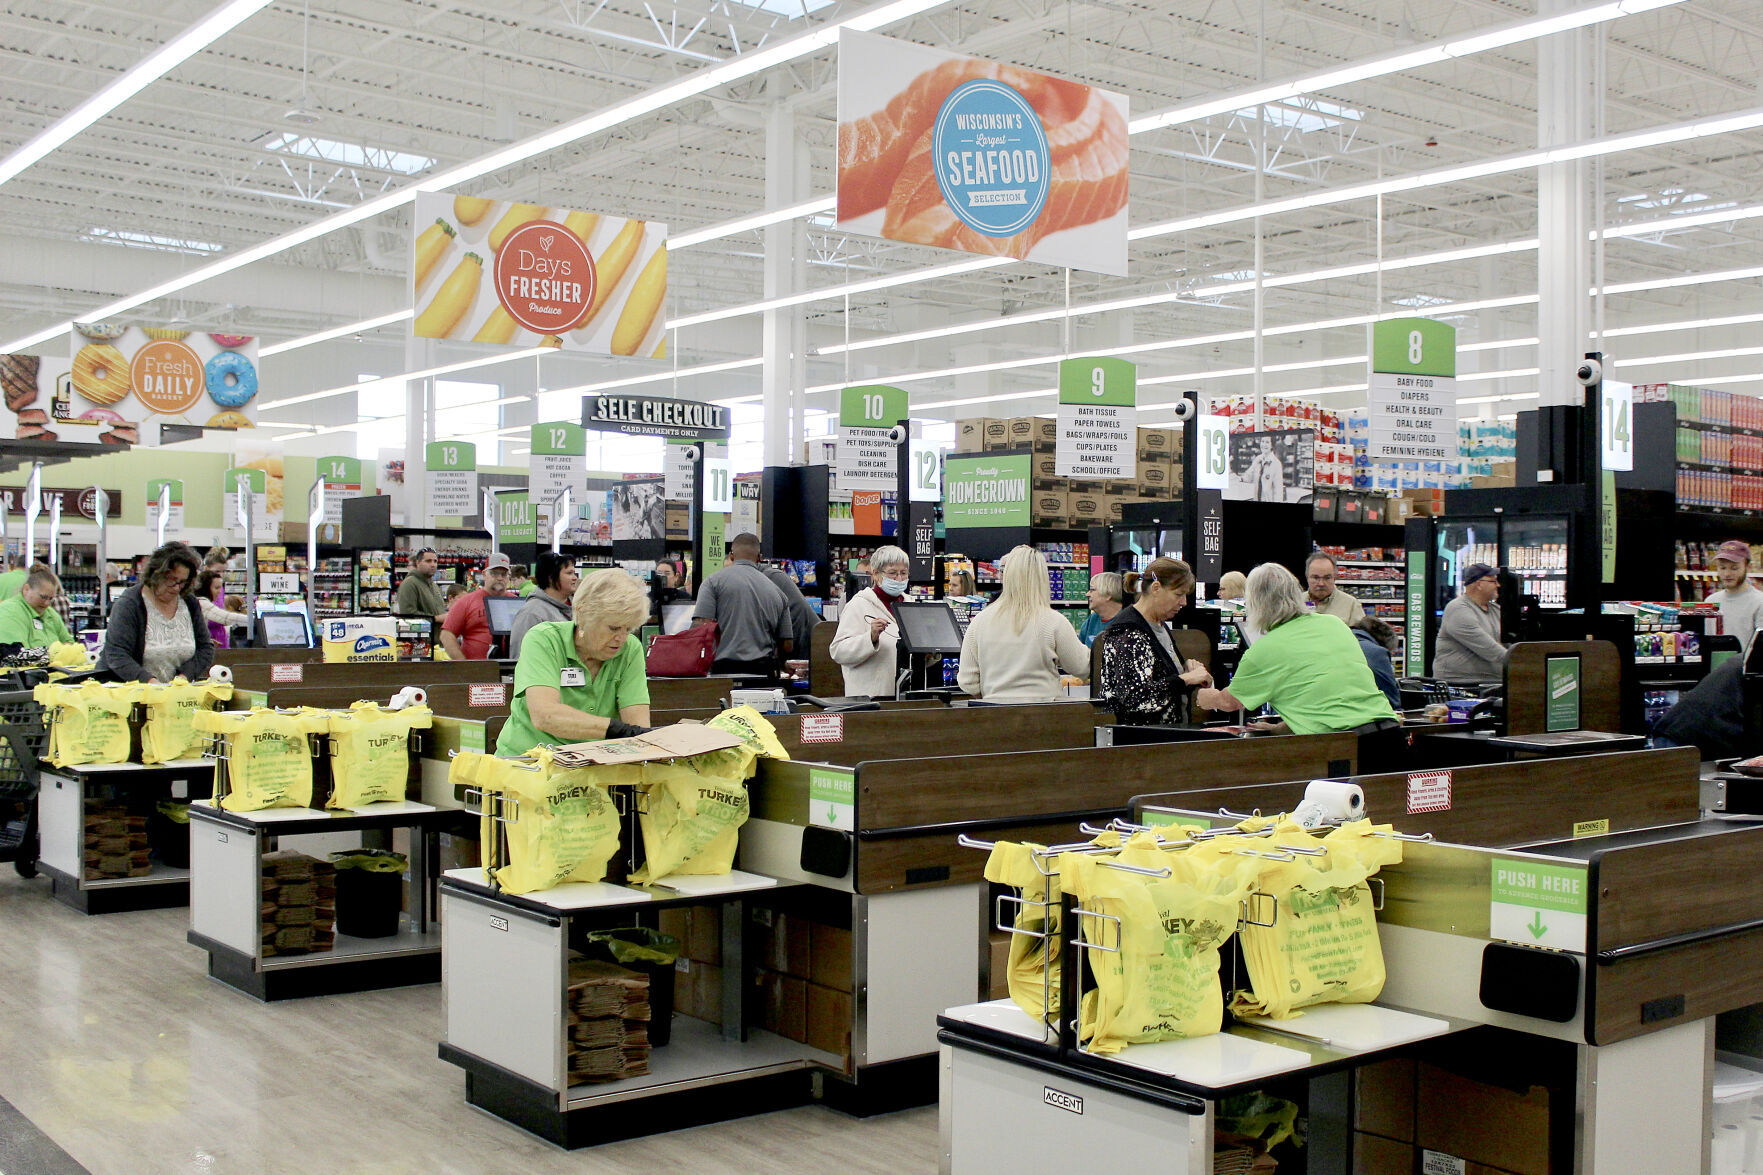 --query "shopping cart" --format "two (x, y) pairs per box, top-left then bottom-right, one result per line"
(0, 685), (50, 879)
